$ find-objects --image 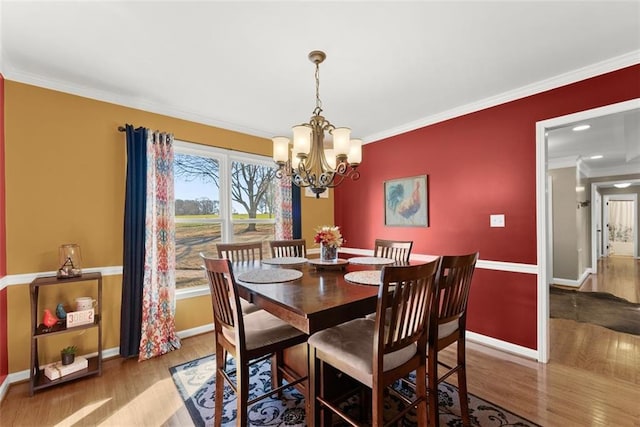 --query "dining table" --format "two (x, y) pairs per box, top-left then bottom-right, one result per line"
(234, 259), (381, 335)
(232, 257), (384, 406)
